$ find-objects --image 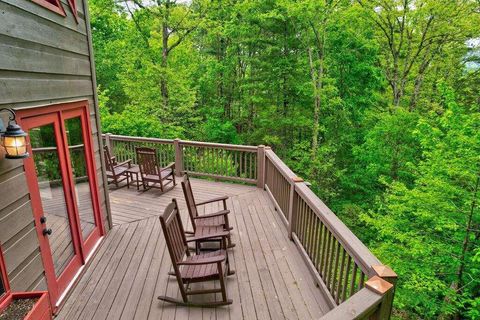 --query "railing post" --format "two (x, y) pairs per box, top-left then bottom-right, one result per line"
(105, 133), (112, 151)
(174, 138), (184, 177)
(372, 265), (397, 320)
(257, 145), (266, 189)
(287, 176), (304, 239)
